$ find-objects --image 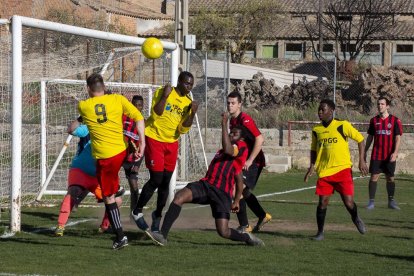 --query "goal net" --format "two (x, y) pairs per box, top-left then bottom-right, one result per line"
(0, 16), (207, 232)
